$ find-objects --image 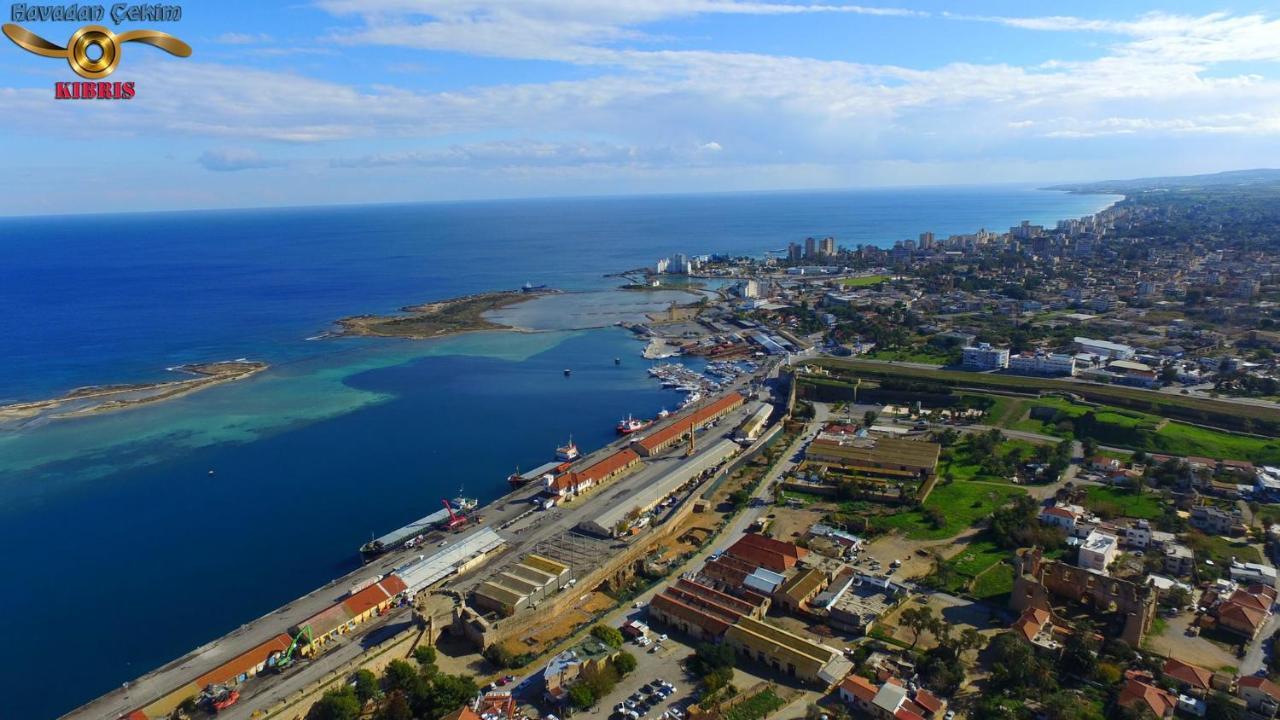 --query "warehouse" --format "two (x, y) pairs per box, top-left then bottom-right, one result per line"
(523, 554), (571, 587)
(631, 392), (745, 456)
(546, 449), (640, 497)
(473, 580), (529, 616)
(734, 402), (773, 443)
(725, 533), (808, 573)
(578, 439), (739, 537)
(396, 527), (506, 594)
(294, 574), (408, 654)
(507, 562), (558, 592)
(648, 578), (759, 641)
(723, 616), (852, 685)
(125, 633), (296, 720)
(805, 435), (940, 479)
